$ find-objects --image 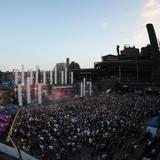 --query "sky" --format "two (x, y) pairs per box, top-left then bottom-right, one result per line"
(0, 0), (160, 71)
